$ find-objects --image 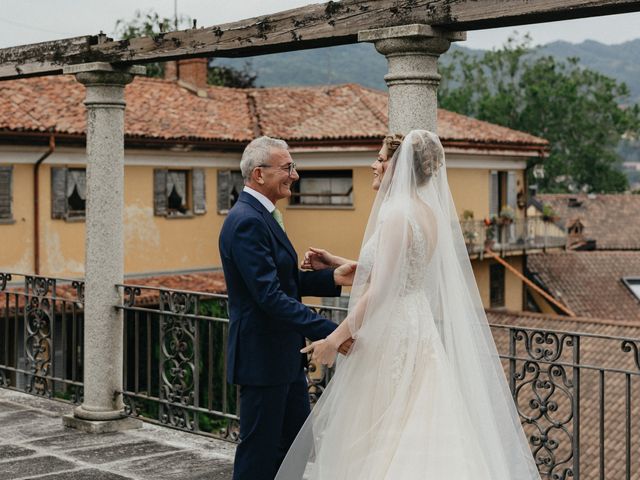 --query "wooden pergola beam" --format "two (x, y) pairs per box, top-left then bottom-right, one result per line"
(2, 0), (640, 80)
